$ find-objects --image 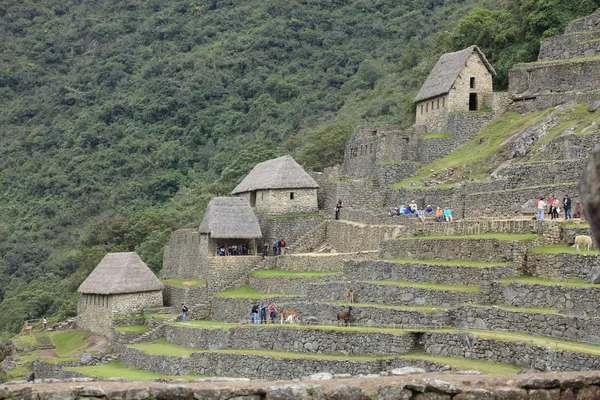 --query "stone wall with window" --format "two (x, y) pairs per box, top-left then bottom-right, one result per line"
(254, 188), (318, 215)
